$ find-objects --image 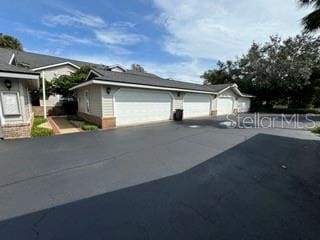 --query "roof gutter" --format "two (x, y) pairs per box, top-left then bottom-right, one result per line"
(70, 79), (219, 94)
(0, 71), (39, 80)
